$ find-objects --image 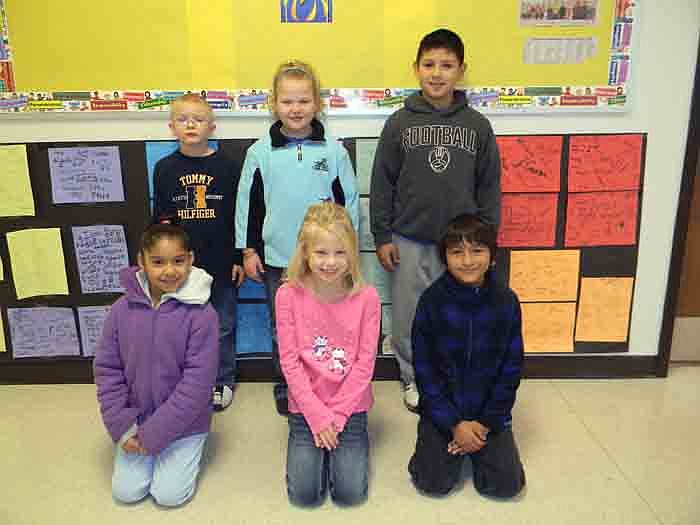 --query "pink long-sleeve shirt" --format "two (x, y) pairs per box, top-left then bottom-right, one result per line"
(276, 283), (381, 435)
